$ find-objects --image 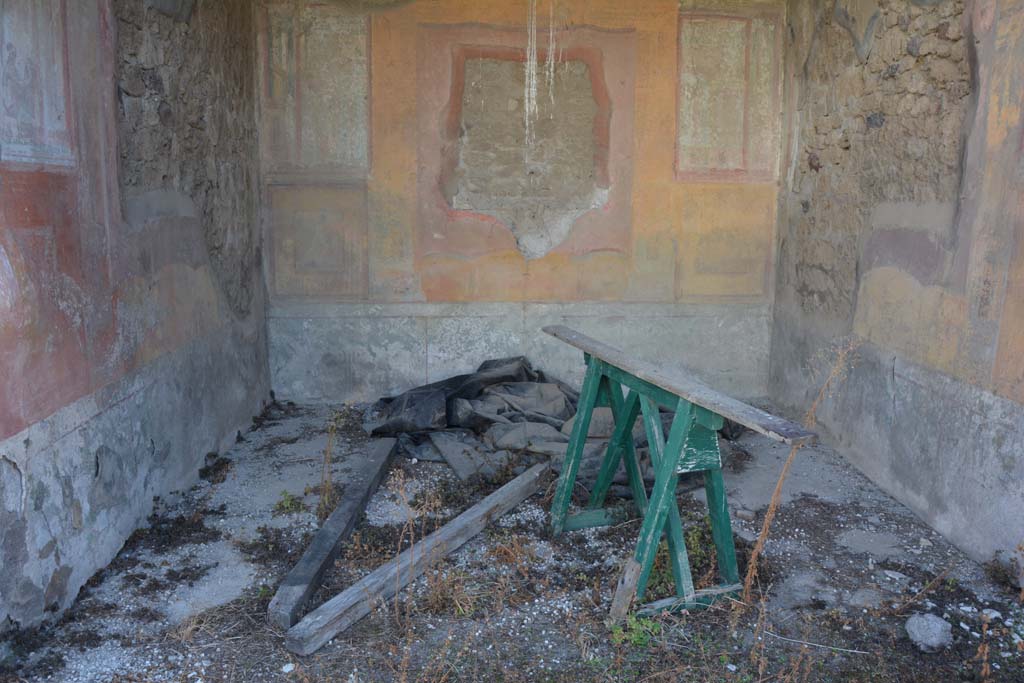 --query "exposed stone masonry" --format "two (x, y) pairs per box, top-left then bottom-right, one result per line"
(784, 0), (969, 320)
(115, 0), (260, 317)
